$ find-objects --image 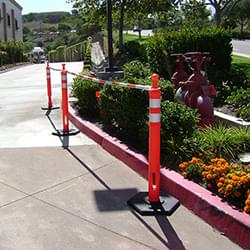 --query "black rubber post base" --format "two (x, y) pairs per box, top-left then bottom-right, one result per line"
(41, 106), (60, 111)
(127, 192), (180, 216)
(52, 129), (80, 136)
